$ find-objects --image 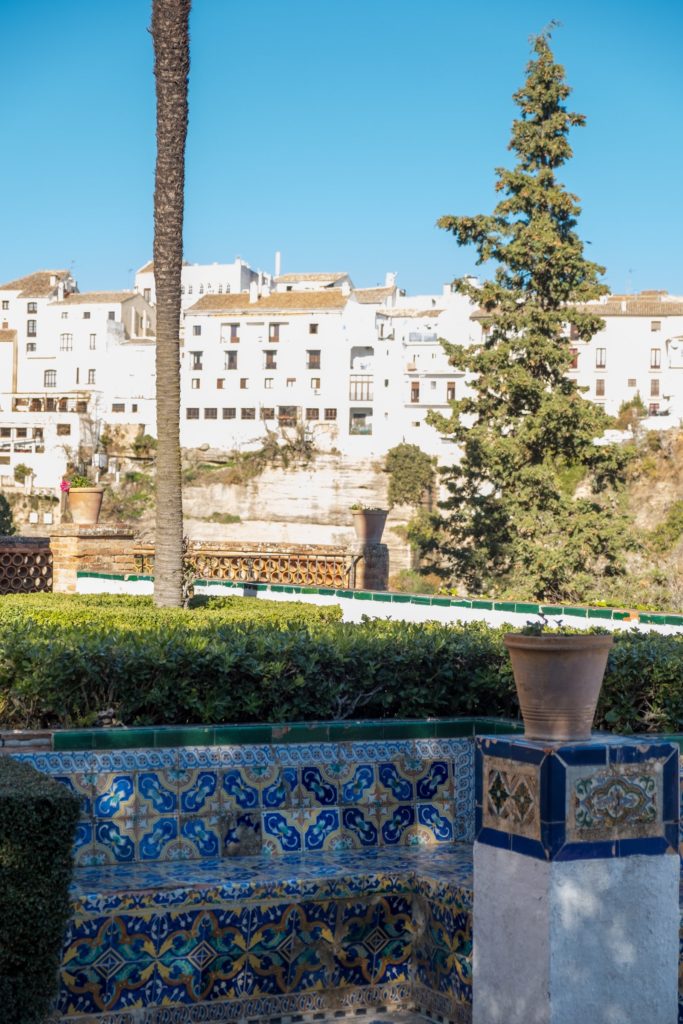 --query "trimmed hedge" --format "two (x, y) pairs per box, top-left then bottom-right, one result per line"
(0, 594), (682, 733)
(0, 757), (80, 1023)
